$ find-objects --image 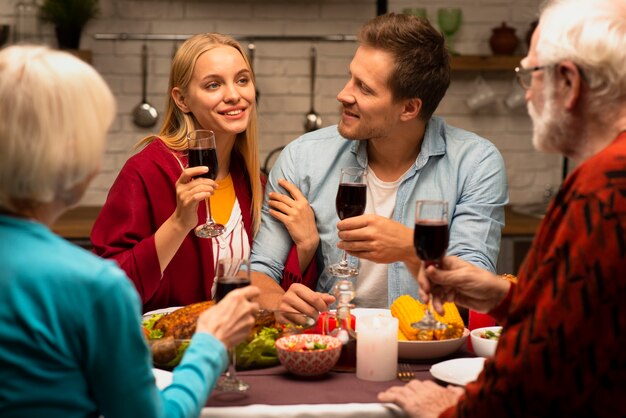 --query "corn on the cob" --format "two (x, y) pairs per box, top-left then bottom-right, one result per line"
(432, 302), (465, 340)
(390, 295), (423, 340)
(398, 328), (408, 341)
(390, 295), (464, 341)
